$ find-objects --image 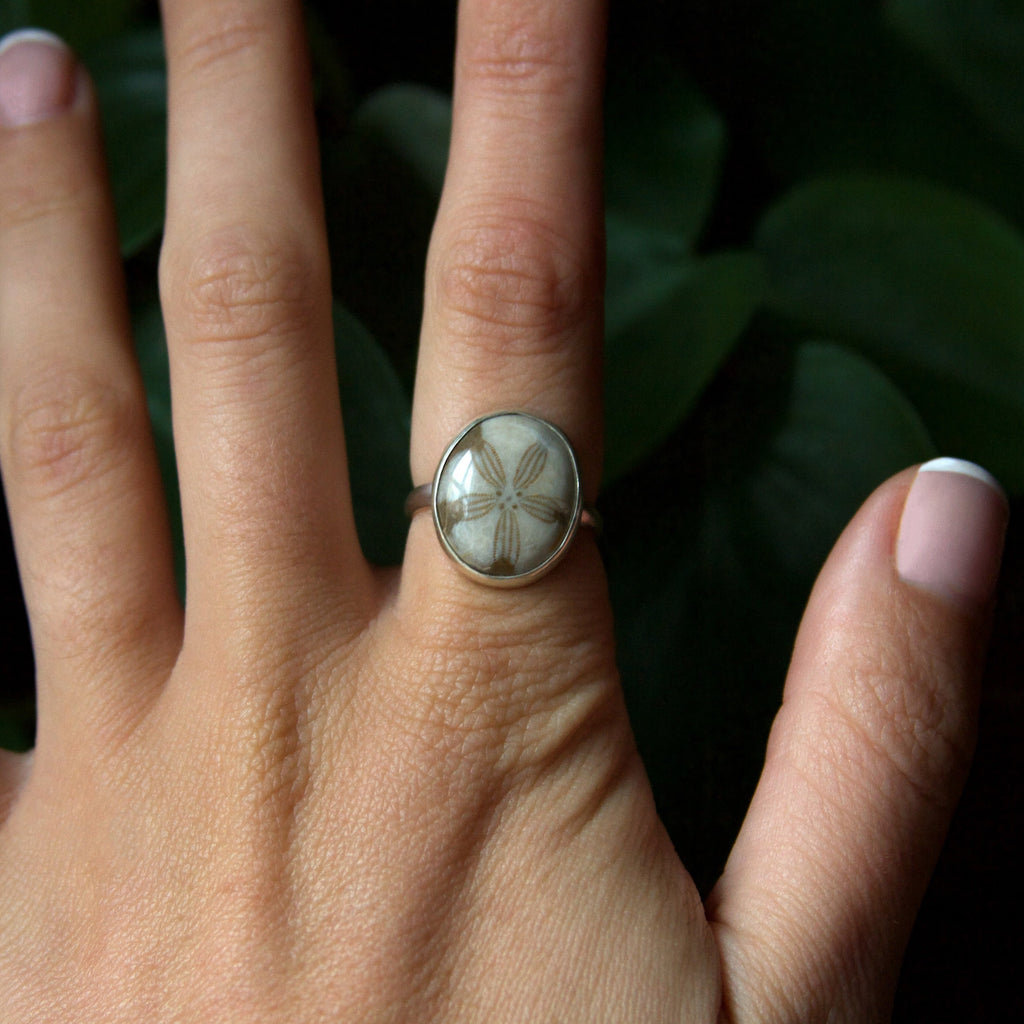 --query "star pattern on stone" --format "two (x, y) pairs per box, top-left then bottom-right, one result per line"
(438, 426), (570, 574)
